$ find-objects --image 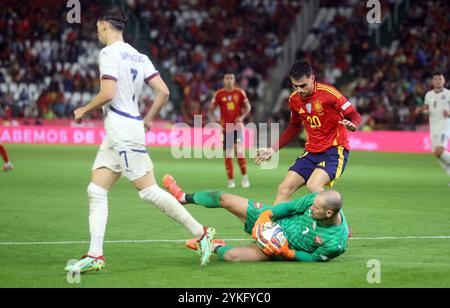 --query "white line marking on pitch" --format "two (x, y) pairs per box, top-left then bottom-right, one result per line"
(350, 236), (450, 240)
(0, 236), (449, 246)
